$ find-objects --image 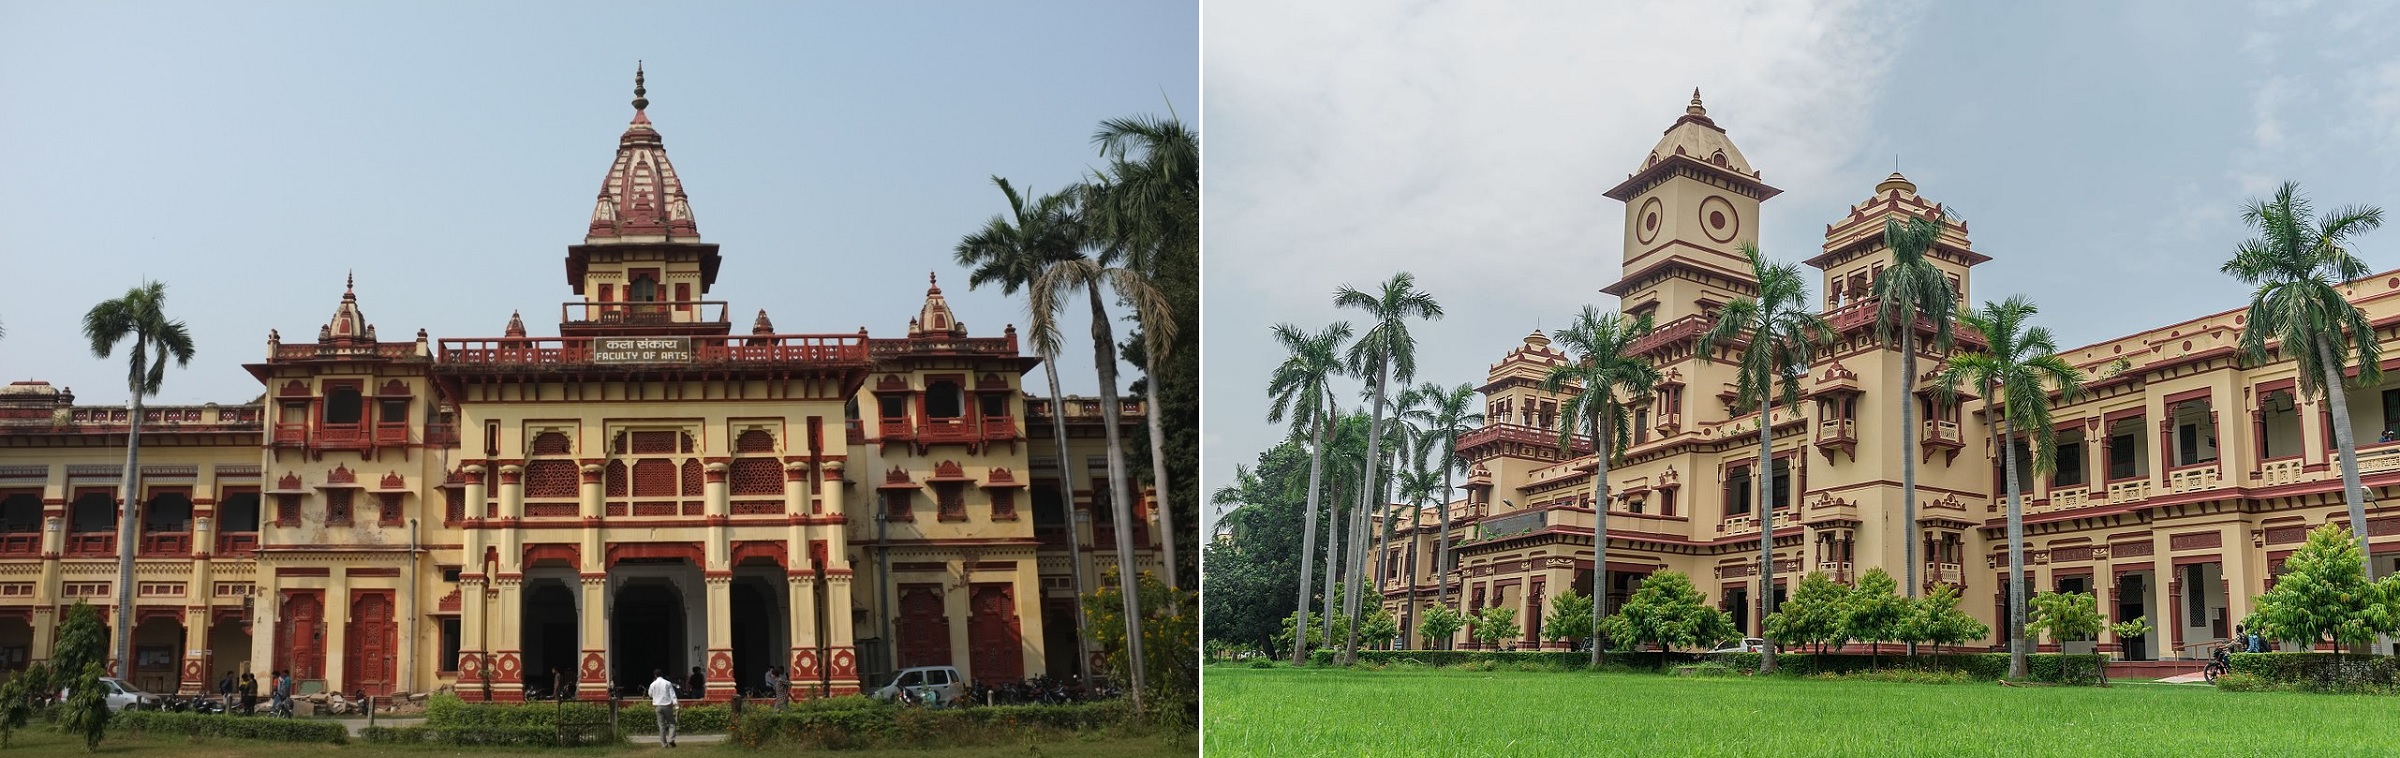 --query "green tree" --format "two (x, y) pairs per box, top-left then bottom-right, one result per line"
(1333, 272), (1443, 665)
(1082, 569), (1195, 713)
(957, 176), (1098, 683)
(1203, 440), (1318, 660)
(1356, 606), (1400, 650)
(1471, 605), (1520, 650)
(1842, 568), (1908, 666)
(1940, 295), (2086, 679)
(0, 661), (48, 748)
(1264, 321), (1353, 664)
(2108, 616), (2153, 686)
(1400, 382), (1482, 618)
(1697, 245), (1834, 674)
(1905, 583), (1988, 656)
(52, 602), (109, 751)
(2225, 182), (2386, 572)
(1872, 215), (1959, 604)
(1394, 464), (1443, 647)
(1546, 306), (1662, 668)
(2247, 523), (2400, 651)
(1603, 572), (1736, 654)
(1764, 571), (1849, 655)
(1541, 590), (1597, 651)
(2025, 590), (2106, 683)
(83, 281), (197, 671)
(1419, 604), (1466, 649)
